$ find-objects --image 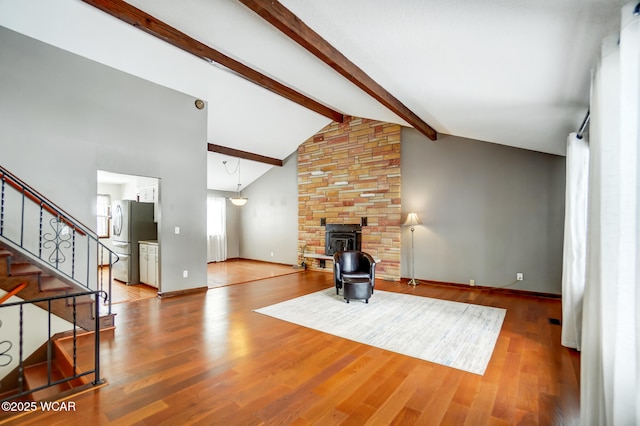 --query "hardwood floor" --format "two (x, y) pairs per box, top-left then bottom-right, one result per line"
(102, 259), (301, 307)
(4, 271), (580, 425)
(207, 258), (302, 289)
(108, 280), (157, 304)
